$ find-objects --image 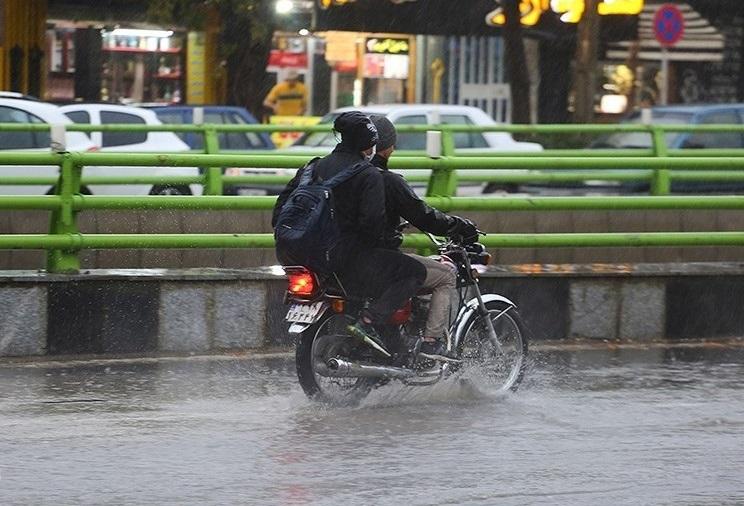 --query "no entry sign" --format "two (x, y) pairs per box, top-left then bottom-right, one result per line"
(654, 3), (685, 46)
